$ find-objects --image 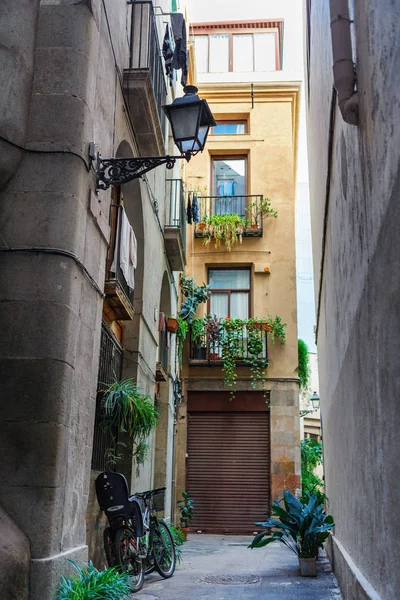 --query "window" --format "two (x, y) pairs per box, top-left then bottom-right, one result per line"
(209, 269), (250, 320)
(212, 157), (247, 215)
(194, 22), (282, 73)
(212, 121), (248, 135)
